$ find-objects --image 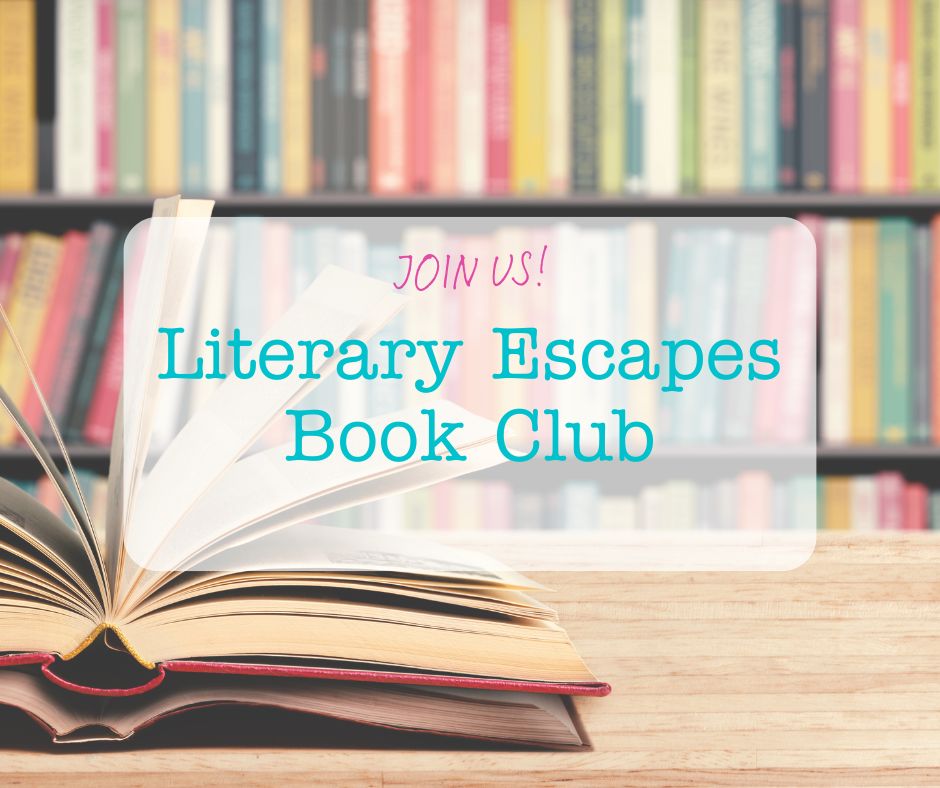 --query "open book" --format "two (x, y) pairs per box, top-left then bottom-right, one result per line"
(0, 198), (607, 747)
